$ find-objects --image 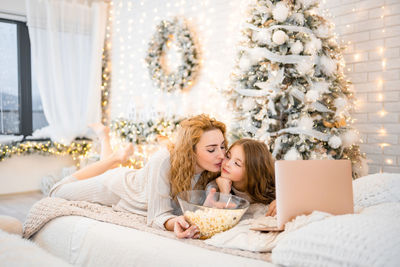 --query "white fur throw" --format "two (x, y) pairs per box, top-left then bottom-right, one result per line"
(353, 173), (400, 211)
(271, 202), (400, 266)
(0, 229), (72, 267)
